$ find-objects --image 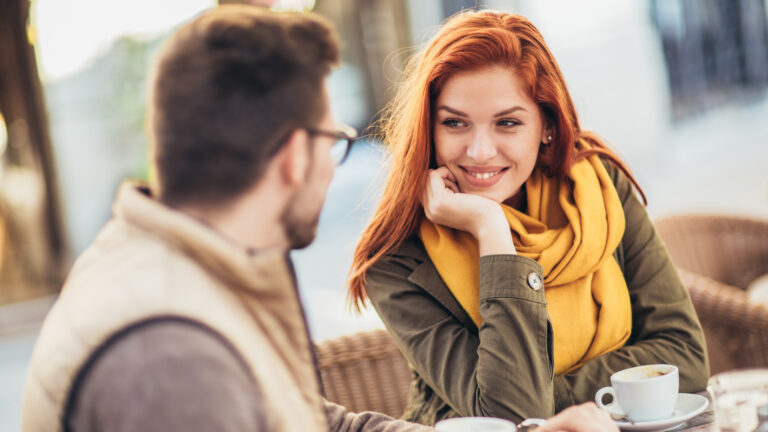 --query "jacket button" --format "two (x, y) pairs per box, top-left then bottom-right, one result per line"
(527, 272), (543, 291)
